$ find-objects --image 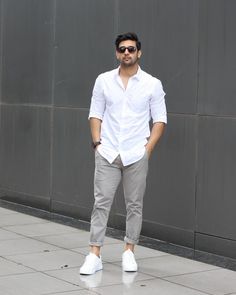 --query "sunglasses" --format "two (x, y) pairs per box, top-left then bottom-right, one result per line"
(117, 46), (137, 53)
